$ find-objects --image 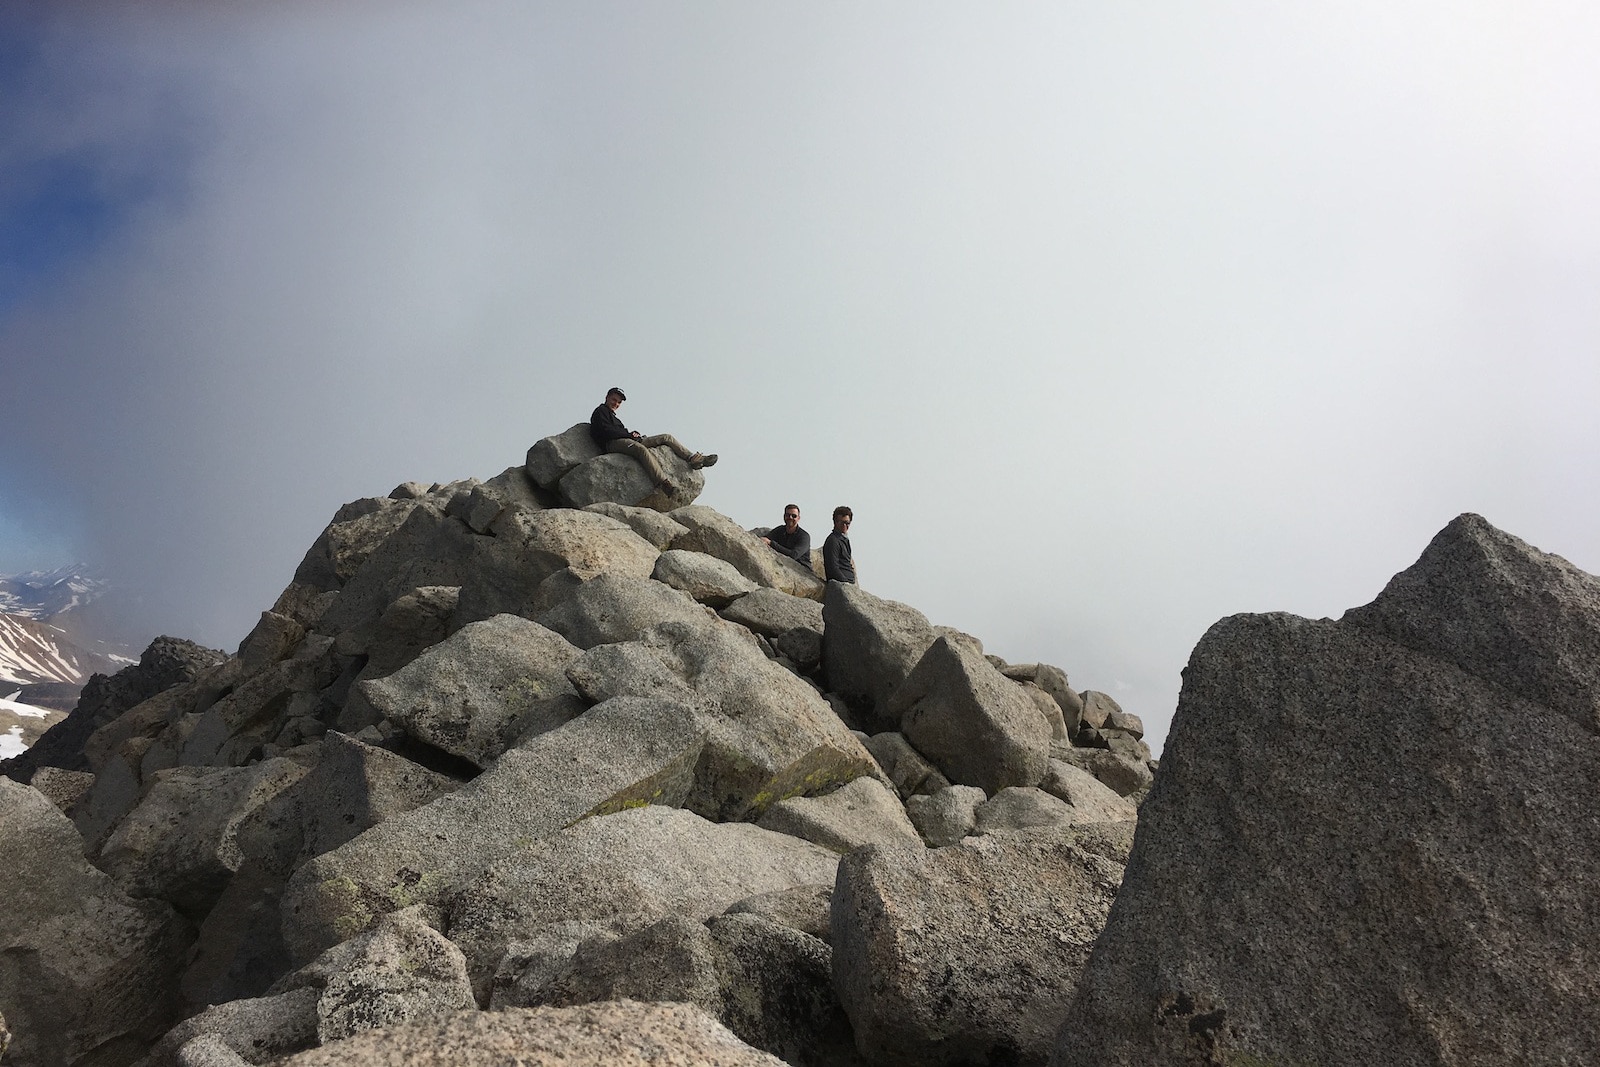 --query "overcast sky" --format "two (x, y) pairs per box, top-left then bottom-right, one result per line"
(3, 2), (1598, 753)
